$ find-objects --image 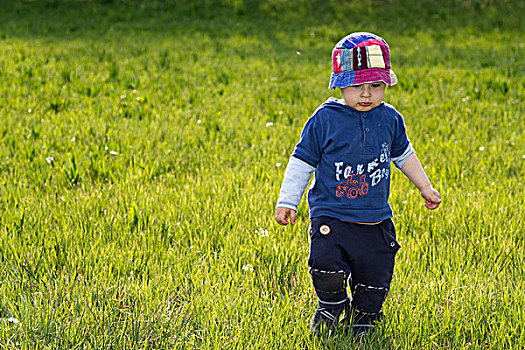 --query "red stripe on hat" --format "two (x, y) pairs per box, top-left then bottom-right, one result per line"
(380, 45), (391, 68)
(355, 38), (386, 48)
(360, 47), (368, 69)
(352, 47), (359, 71)
(332, 49), (342, 73)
